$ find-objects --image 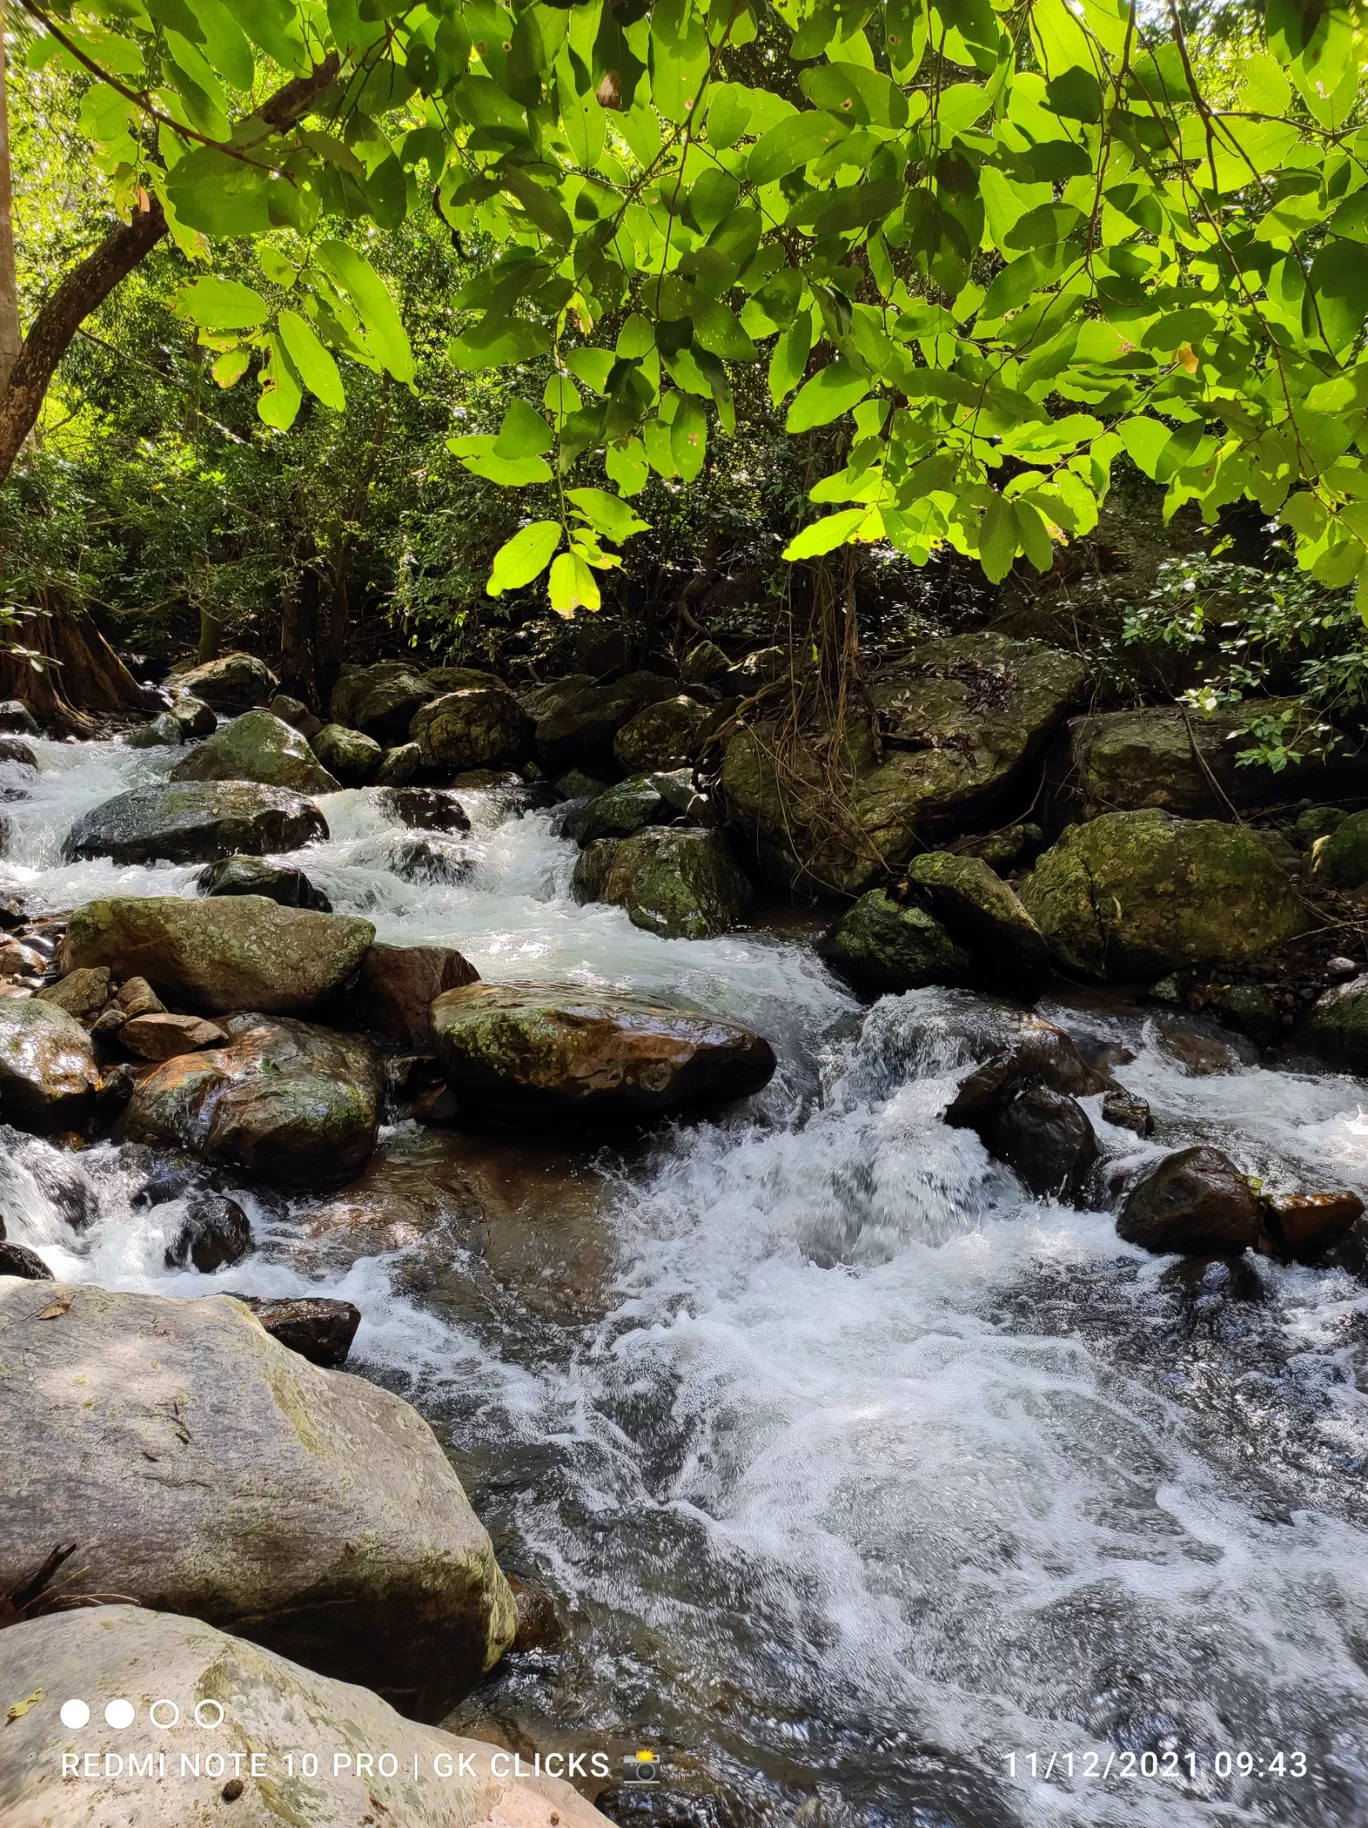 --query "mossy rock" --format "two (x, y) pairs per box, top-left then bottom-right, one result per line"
(330, 660), (437, 742)
(1313, 808), (1368, 888)
(598, 826), (753, 939)
(533, 671), (678, 771)
(312, 722), (383, 785)
(0, 999), (99, 1133)
(613, 695), (718, 774)
(1300, 974), (1368, 1071)
(1019, 809), (1310, 981)
(171, 710), (339, 795)
(409, 688), (532, 772)
(172, 652), (277, 709)
(63, 781), (327, 865)
(820, 890), (972, 994)
(567, 776), (669, 845)
(907, 851), (1050, 996)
